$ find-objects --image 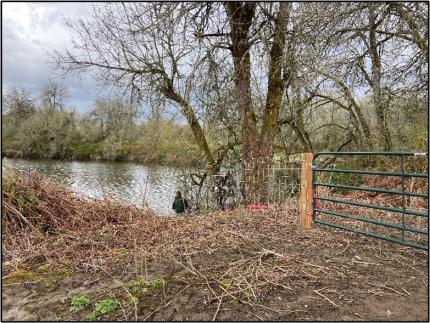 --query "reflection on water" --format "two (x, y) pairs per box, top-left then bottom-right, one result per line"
(2, 158), (182, 215)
